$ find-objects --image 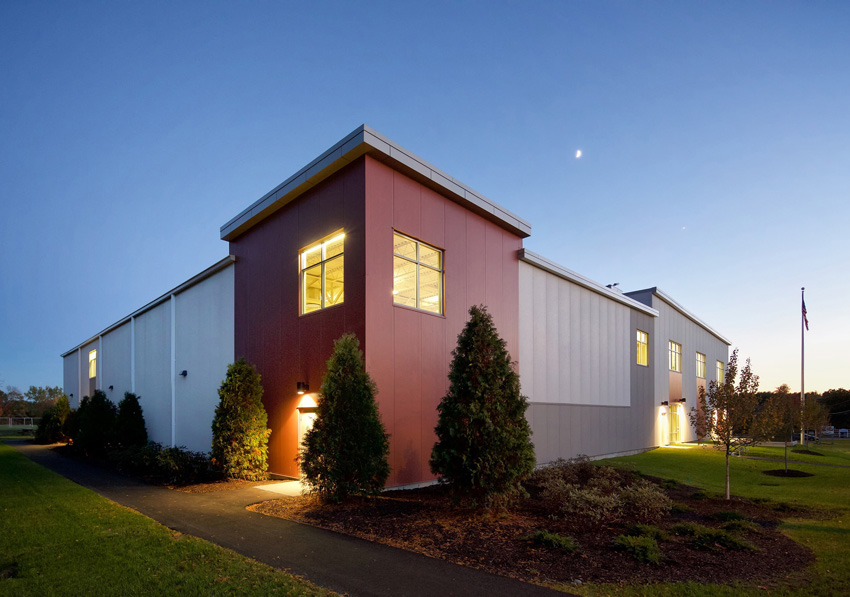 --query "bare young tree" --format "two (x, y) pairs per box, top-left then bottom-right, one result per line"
(691, 349), (777, 499)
